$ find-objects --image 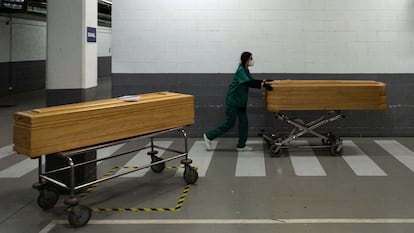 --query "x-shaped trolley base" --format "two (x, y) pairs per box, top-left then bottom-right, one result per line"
(259, 111), (345, 157)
